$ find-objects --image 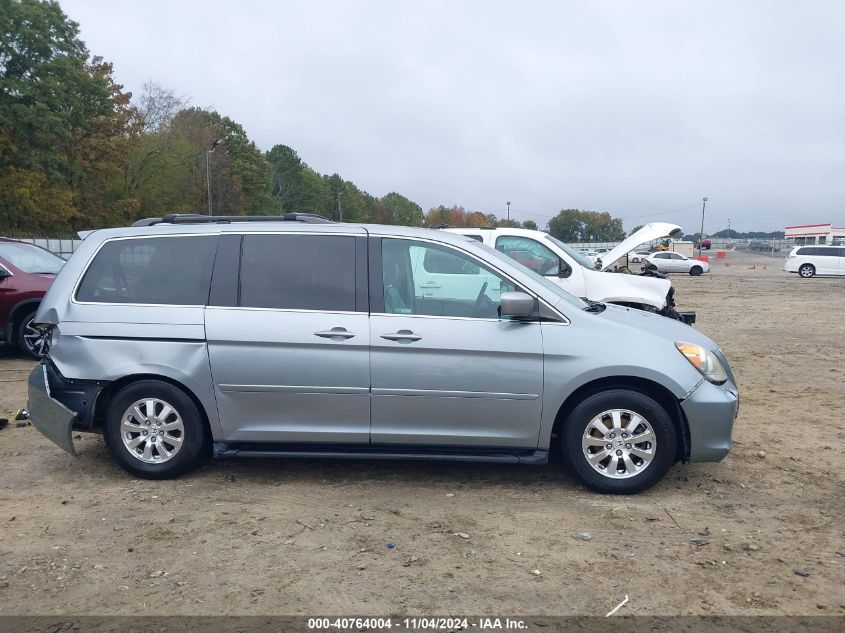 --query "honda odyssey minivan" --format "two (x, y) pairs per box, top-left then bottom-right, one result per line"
(28, 214), (738, 494)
